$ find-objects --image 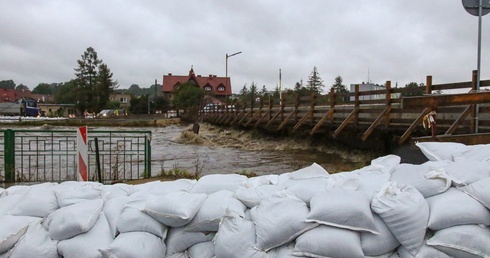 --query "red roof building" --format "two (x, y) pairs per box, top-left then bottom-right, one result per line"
(162, 67), (232, 101)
